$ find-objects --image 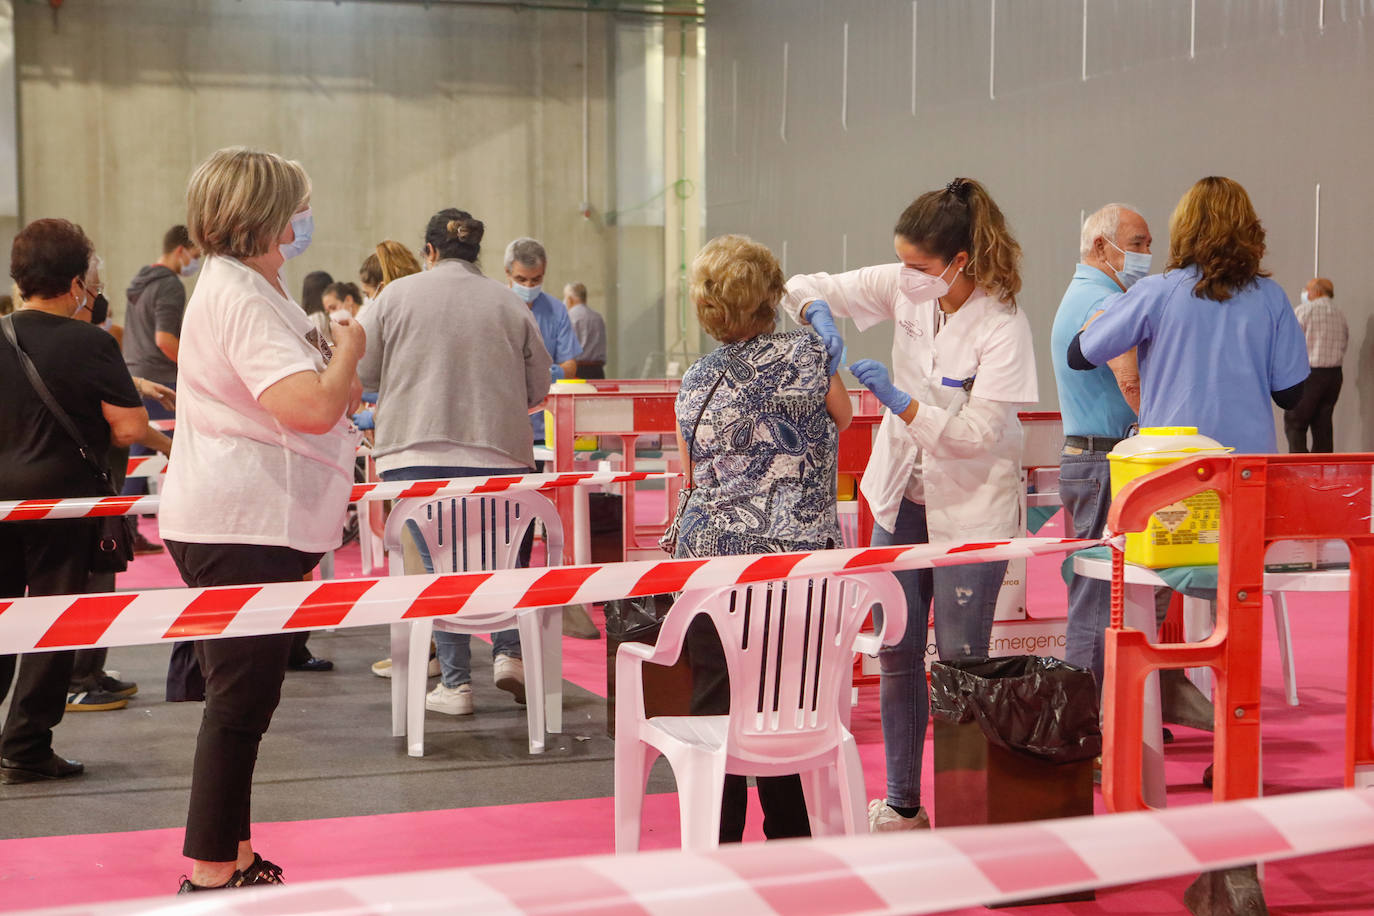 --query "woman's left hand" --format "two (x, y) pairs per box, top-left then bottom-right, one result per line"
(850, 359), (913, 414)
